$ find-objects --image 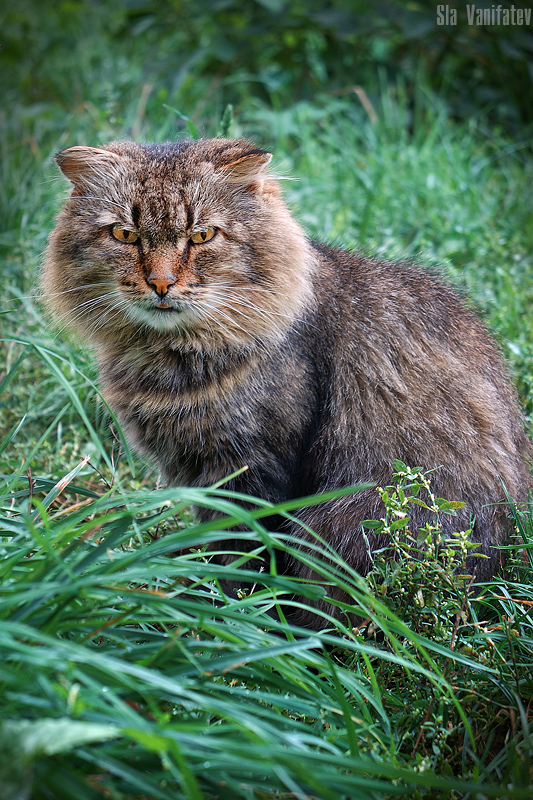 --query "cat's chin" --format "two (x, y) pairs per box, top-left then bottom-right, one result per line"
(125, 304), (197, 332)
